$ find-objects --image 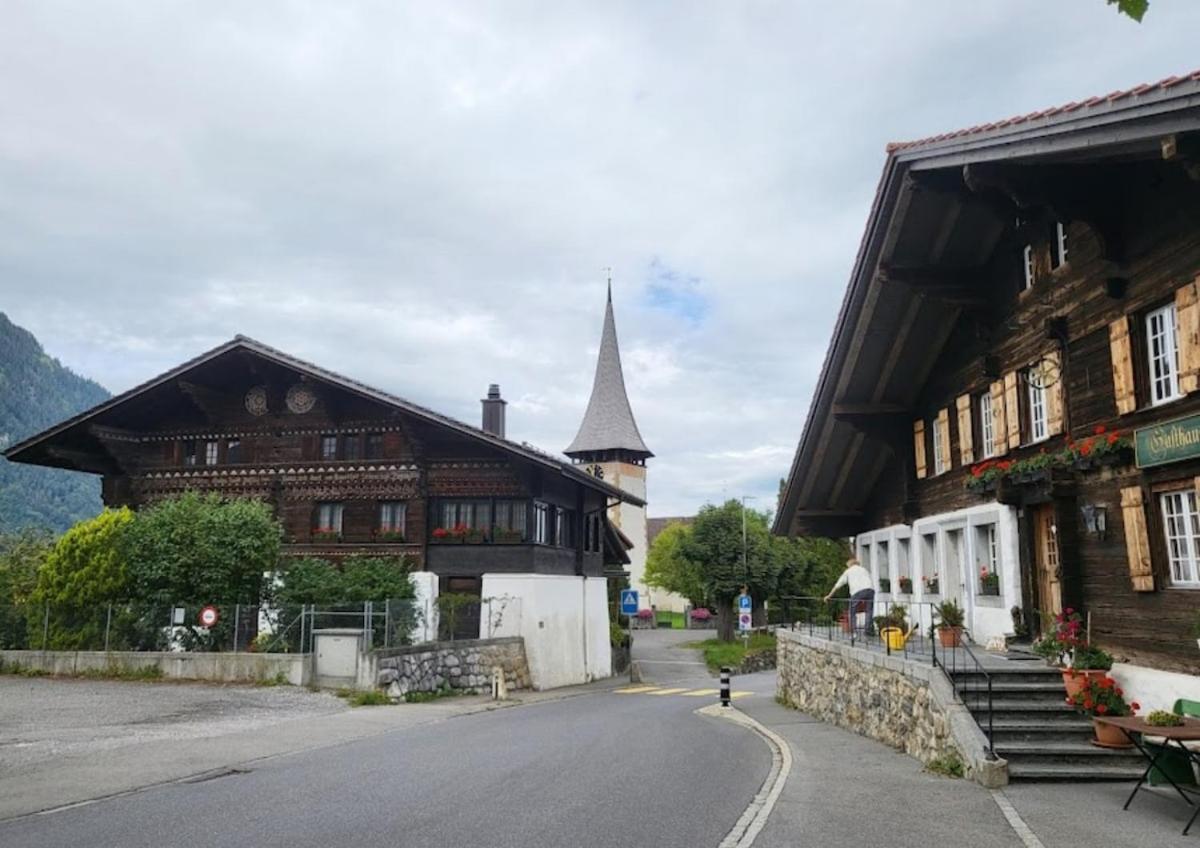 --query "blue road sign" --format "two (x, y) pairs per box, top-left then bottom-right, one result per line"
(738, 594), (752, 612)
(620, 589), (639, 615)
